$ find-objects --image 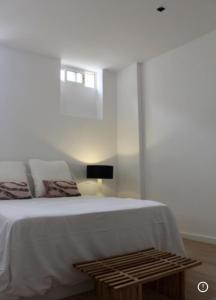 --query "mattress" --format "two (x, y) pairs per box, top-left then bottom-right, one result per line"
(0, 196), (184, 300)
